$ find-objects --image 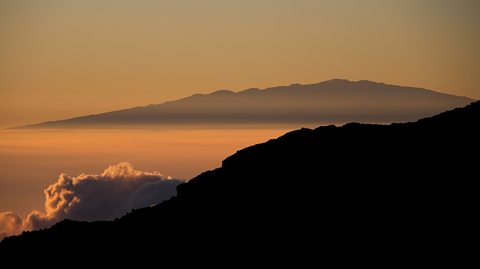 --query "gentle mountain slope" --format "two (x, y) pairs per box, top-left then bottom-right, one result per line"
(2, 101), (478, 255)
(19, 79), (474, 128)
